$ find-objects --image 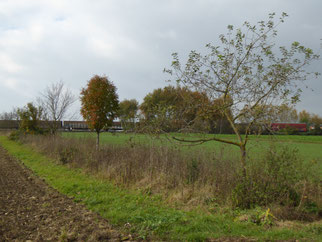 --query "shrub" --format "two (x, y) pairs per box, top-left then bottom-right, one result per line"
(59, 147), (77, 164)
(17, 102), (45, 134)
(232, 145), (315, 210)
(8, 130), (22, 141)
